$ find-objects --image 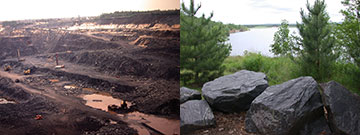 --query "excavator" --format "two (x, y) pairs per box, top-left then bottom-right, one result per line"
(24, 69), (31, 75)
(3, 65), (11, 71)
(107, 100), (129, 113)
